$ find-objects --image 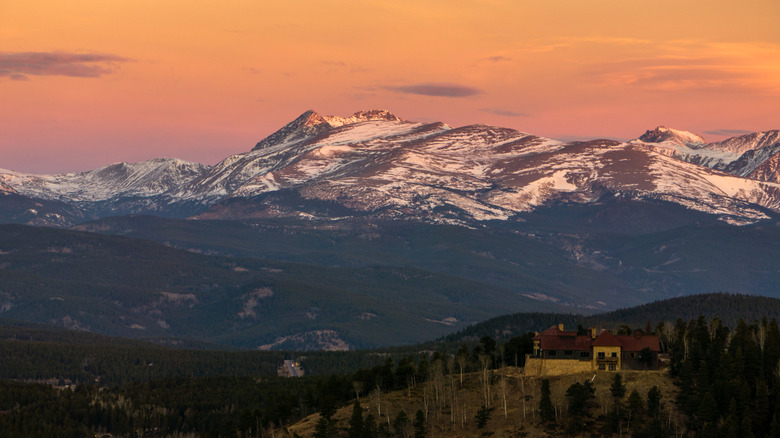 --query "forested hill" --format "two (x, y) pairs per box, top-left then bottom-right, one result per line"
(594, 293), (780, 328)
(435, 293), (780, 344)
